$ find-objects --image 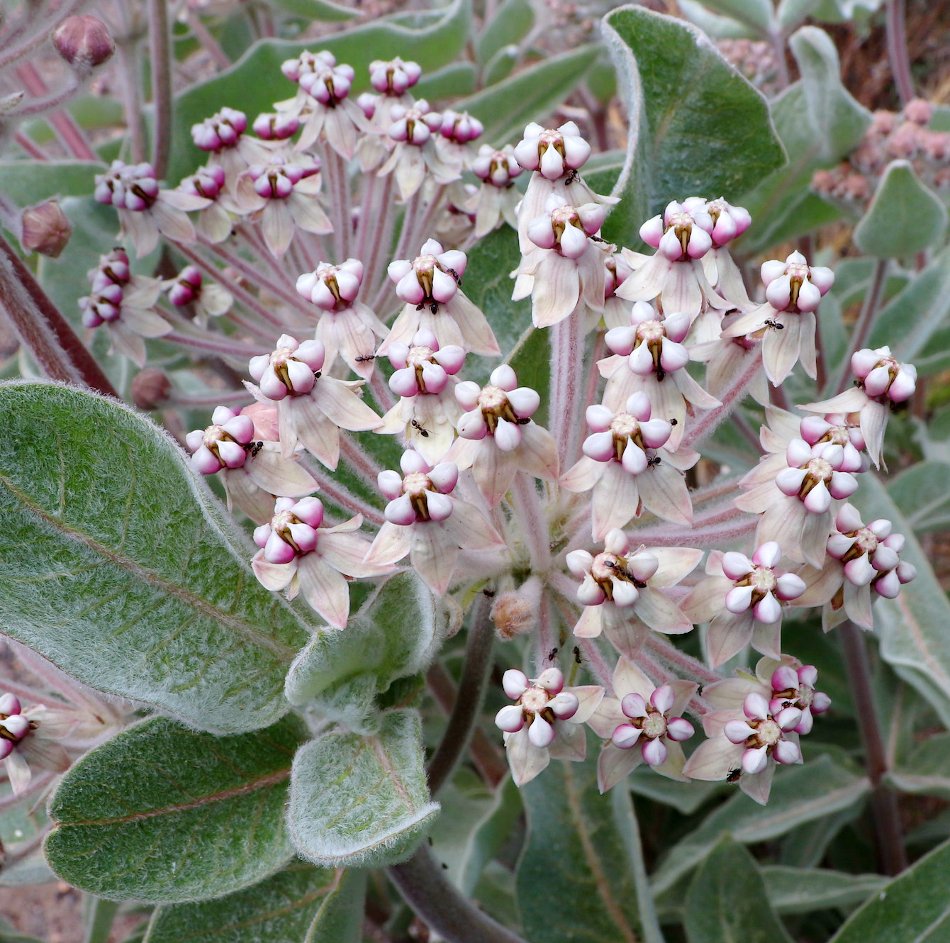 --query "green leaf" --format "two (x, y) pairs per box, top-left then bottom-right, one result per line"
(284, 572), (446, 707)
(852, 473), (950, 728)
(0, 383), (311, 734)
(415, 62), (477, 100)
(517, 756), (660, 943)
(167, 0), (471, 180)
(0, 161), (105, 207)
(761, 866), (888, 915)
(830, 838), (950, 942)
(692, 0), (773, 33)
(684, 838), (793, 943)
(476, 0), (534, 65)
(288, 709), (439, 868)
(45, 716), (304, 902)
(868, 247), (950, 373)
(144, 863), (365, 943)
(629, 766), (724, 814)
(457, 46), (597, 145)
(482, 45), (519, 86)
(887, 733), (950, 799)
(739, 27), (869, 252)
(602, 6), (785, 246)
(854, 161), (948, 258)
(268, 0), (358, 21)
(457, 774), (523, 896)
(83, 897), (119, 943)
(652, 756), (870, 894)
(887, 462), (950, 534)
